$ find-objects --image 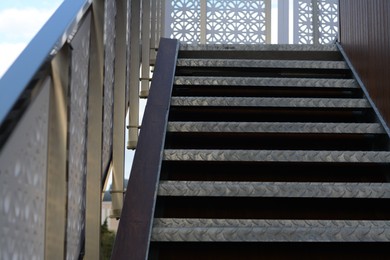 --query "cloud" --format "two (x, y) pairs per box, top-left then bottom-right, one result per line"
(0, 8), (55, 43)
(0, 6), (58, 77)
